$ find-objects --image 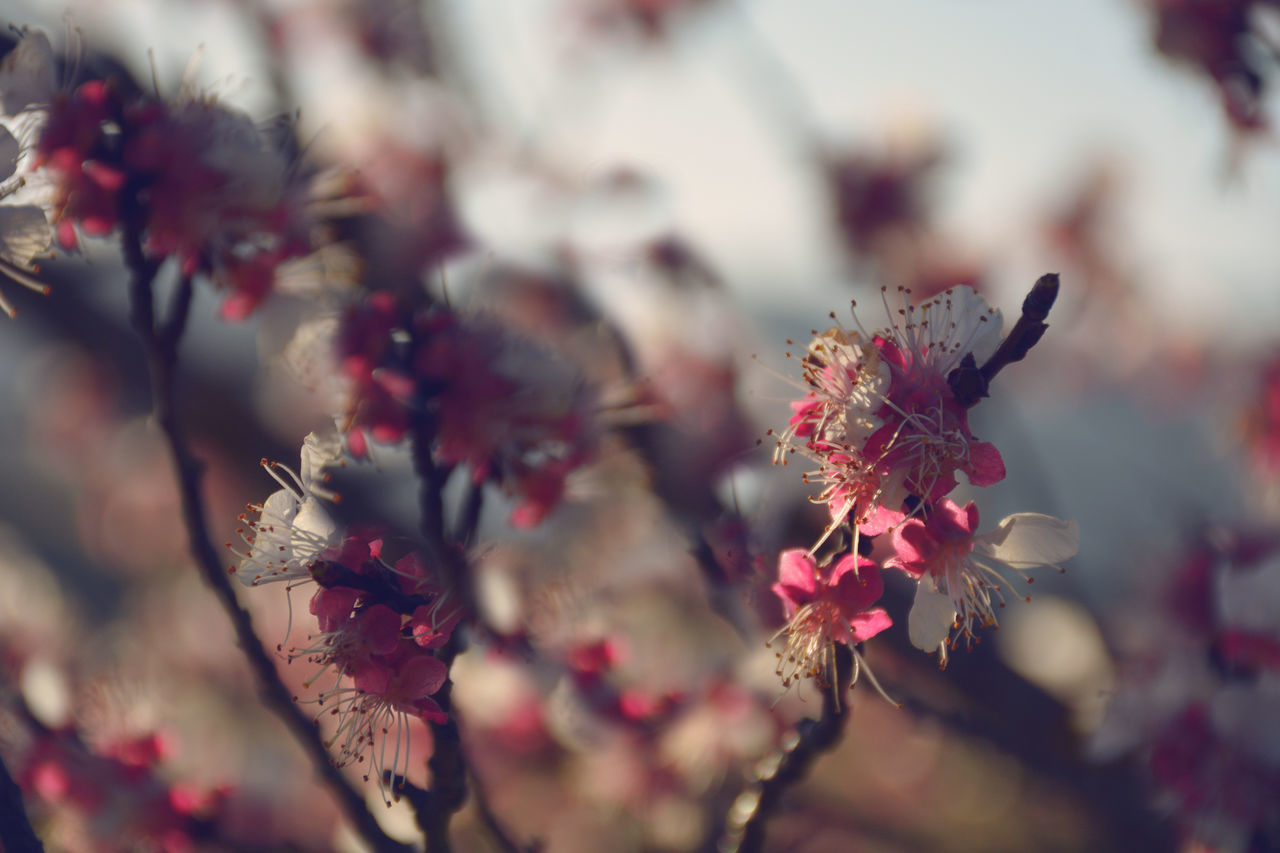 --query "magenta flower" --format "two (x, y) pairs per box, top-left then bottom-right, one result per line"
(887, 499), (1079, 666)
(769, 549), (893, 700)
(773, 286), (1006, 553)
